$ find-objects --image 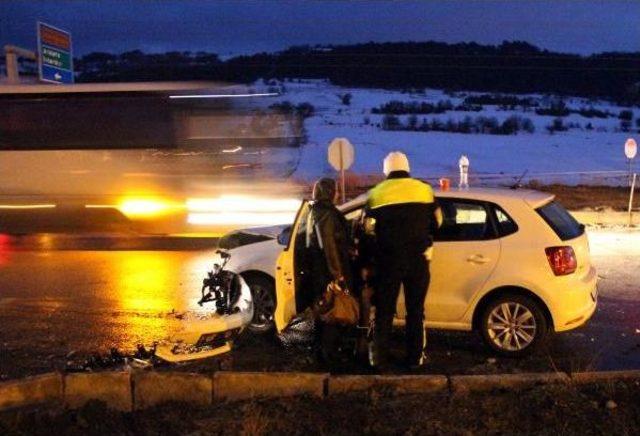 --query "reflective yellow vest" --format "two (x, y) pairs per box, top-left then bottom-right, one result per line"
(366, 177), (442, 259)
(368, 177), (435, 209)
